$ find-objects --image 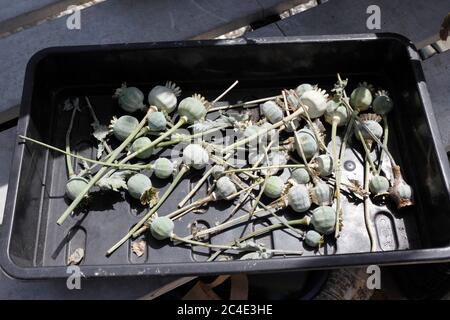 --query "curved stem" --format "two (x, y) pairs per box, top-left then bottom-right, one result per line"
(106, 165), (189, 255)
(364, 157), (377, 252)
(57, 109), (154, 225)
(377, 115), (389, 175)
(210, 80), (239, 106)
(355, 128), (378, 175)
(18, 136), (151, 170)
(65, 107), (77, 178)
